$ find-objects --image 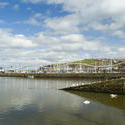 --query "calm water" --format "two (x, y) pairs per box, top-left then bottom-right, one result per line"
(0, 77), (125, 125)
